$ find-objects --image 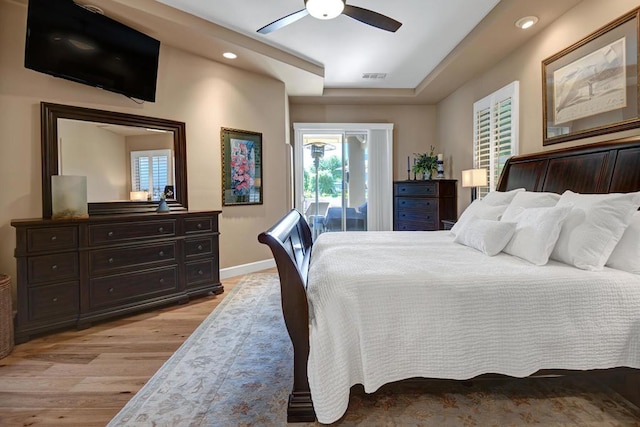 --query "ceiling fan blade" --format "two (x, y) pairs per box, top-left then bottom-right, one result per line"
(342, 5), (402, 32)
(257, 9), (309, 34)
